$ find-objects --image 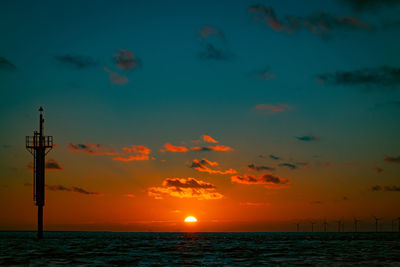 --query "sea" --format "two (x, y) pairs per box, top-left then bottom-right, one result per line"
(0, 232), (399, 266)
